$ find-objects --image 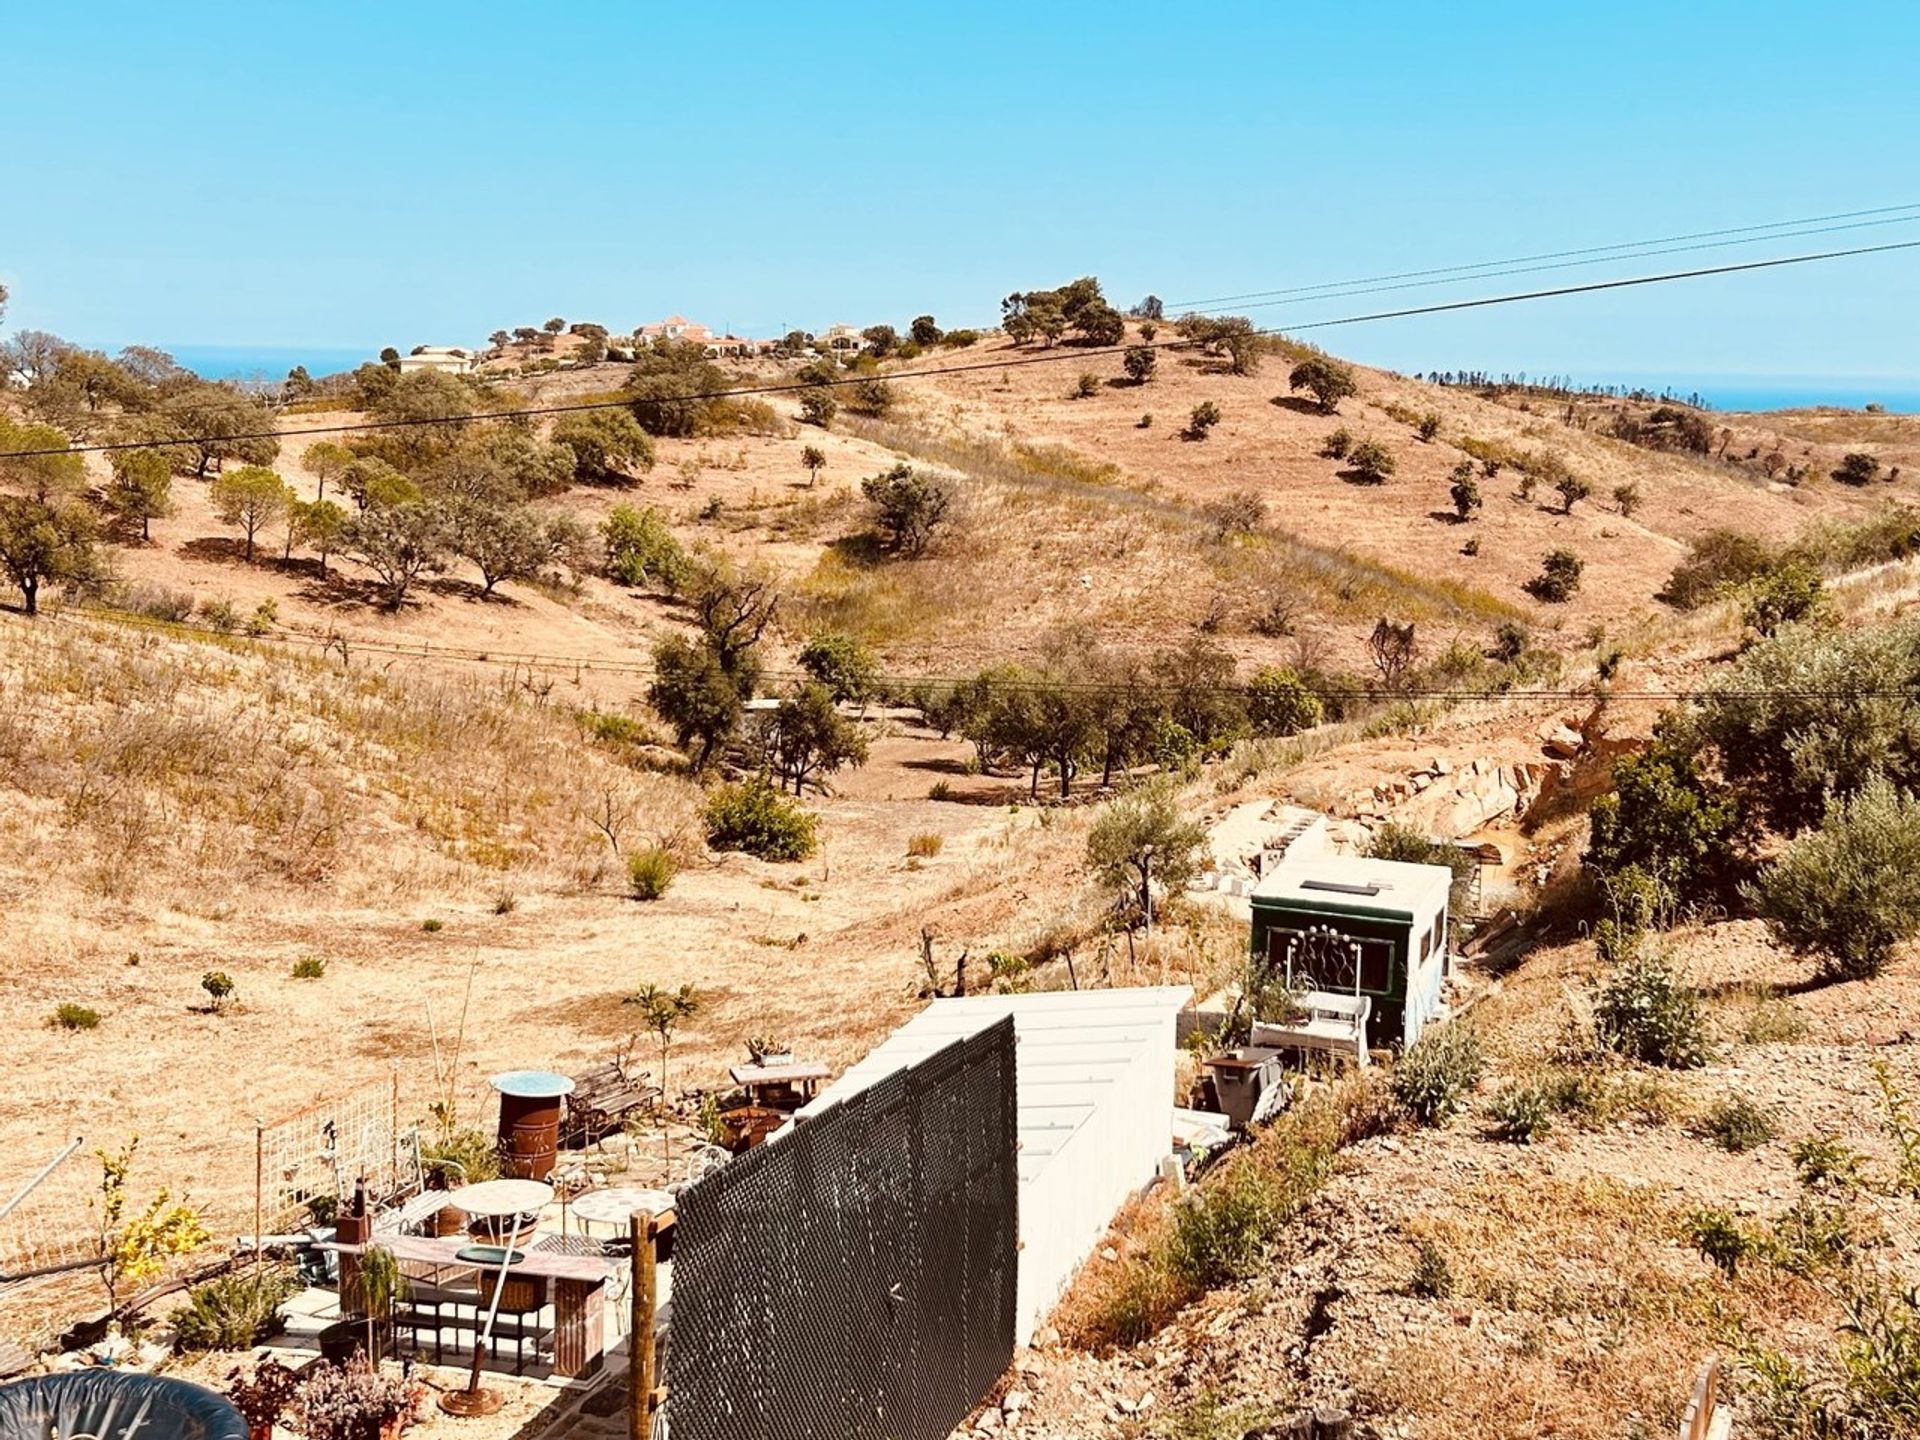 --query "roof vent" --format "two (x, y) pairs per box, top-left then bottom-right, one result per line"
(1299, 878), (1383, 896)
